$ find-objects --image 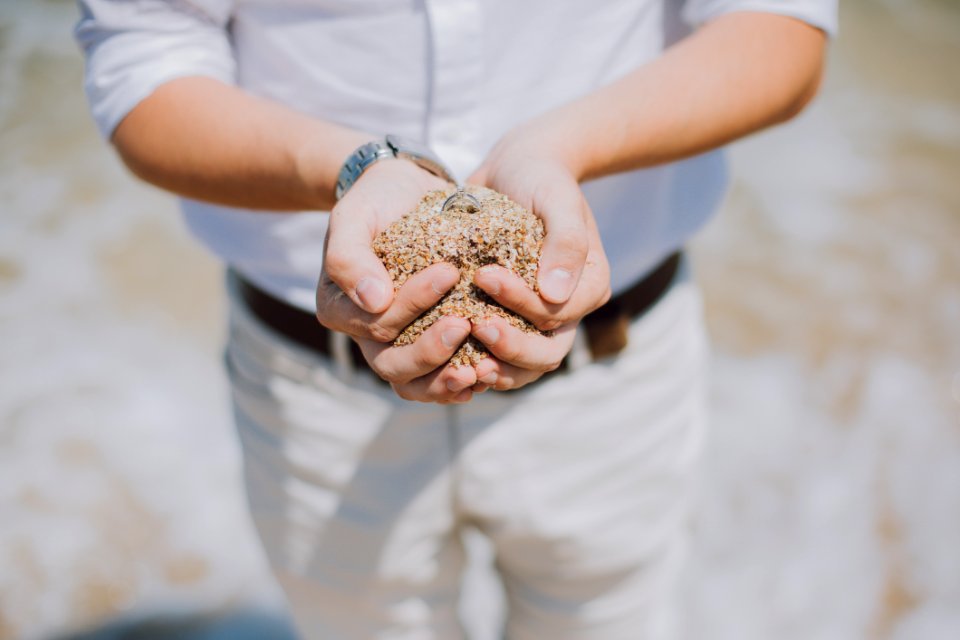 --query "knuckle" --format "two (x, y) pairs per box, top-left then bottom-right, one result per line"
(525, 372), (545, 387)
(496, 342), (523, 364)
(537, 318), (563, 332)
(390, 281), (440, 323)
(369, 359), (400, 384)
(391, 383), (417, 402)
(366, 322), (397, 343)
(398, 290), (430, 319)
(426, 338), (457, 371)
(508, 369), (540, 388)
(543, 358), (563, 373)
(428, 391), (450, 404)
(369, 363), (390, 381)
(344, 318), (368, 338)
(417, 346), (446, 373)
(512, 297), (542, 321)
